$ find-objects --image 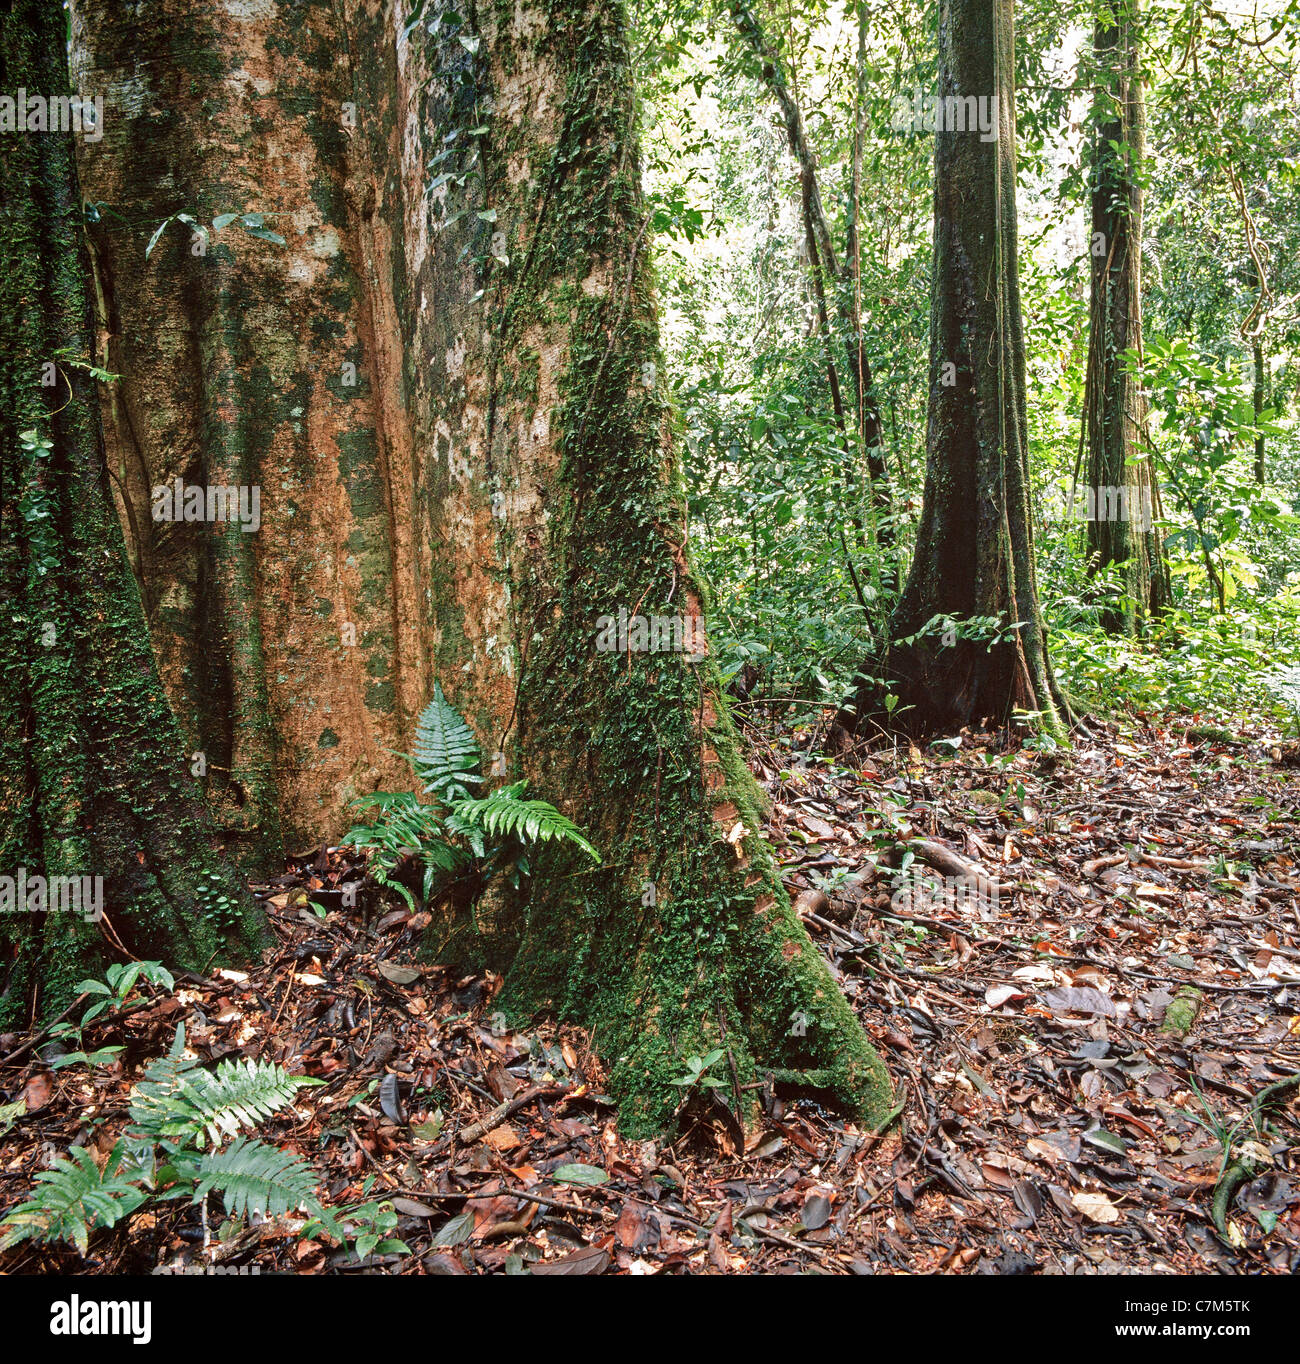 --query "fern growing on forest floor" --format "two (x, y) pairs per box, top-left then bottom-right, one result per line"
(1, 1007), (403, 1264)
(342, 682), (599, 910)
